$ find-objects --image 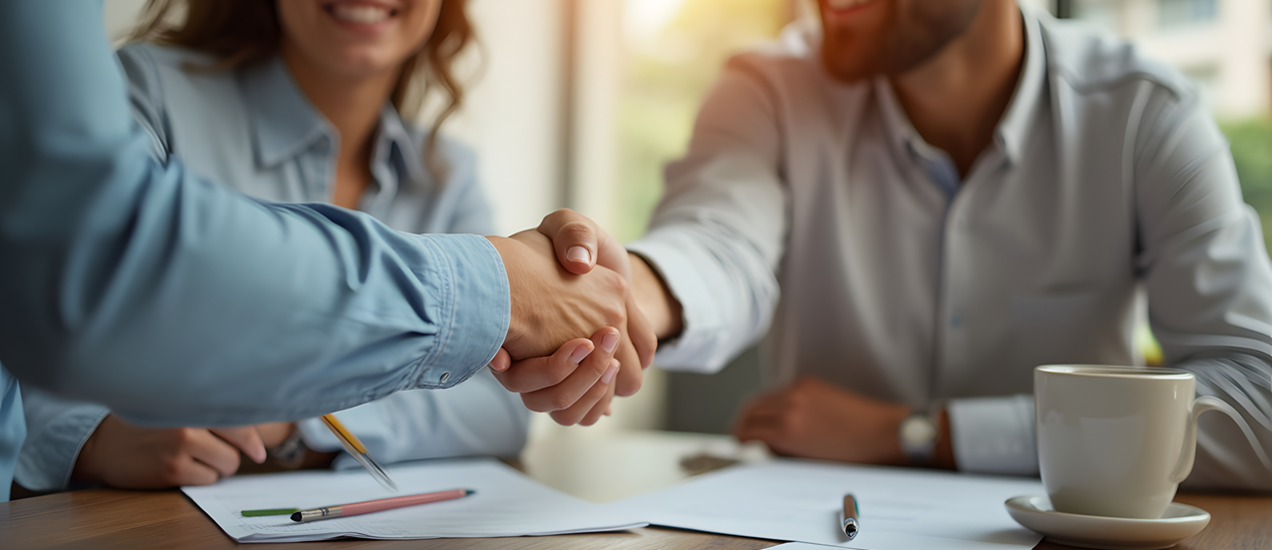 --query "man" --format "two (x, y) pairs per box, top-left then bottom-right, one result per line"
(540, 0), (1272, 489)
(0, 1), (651, 501)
